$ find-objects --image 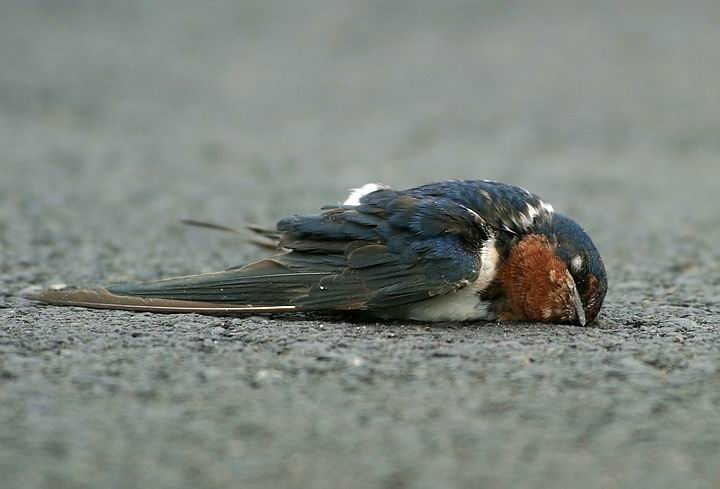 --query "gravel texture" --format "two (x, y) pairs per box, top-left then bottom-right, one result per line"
(2, 2), (720, 488)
